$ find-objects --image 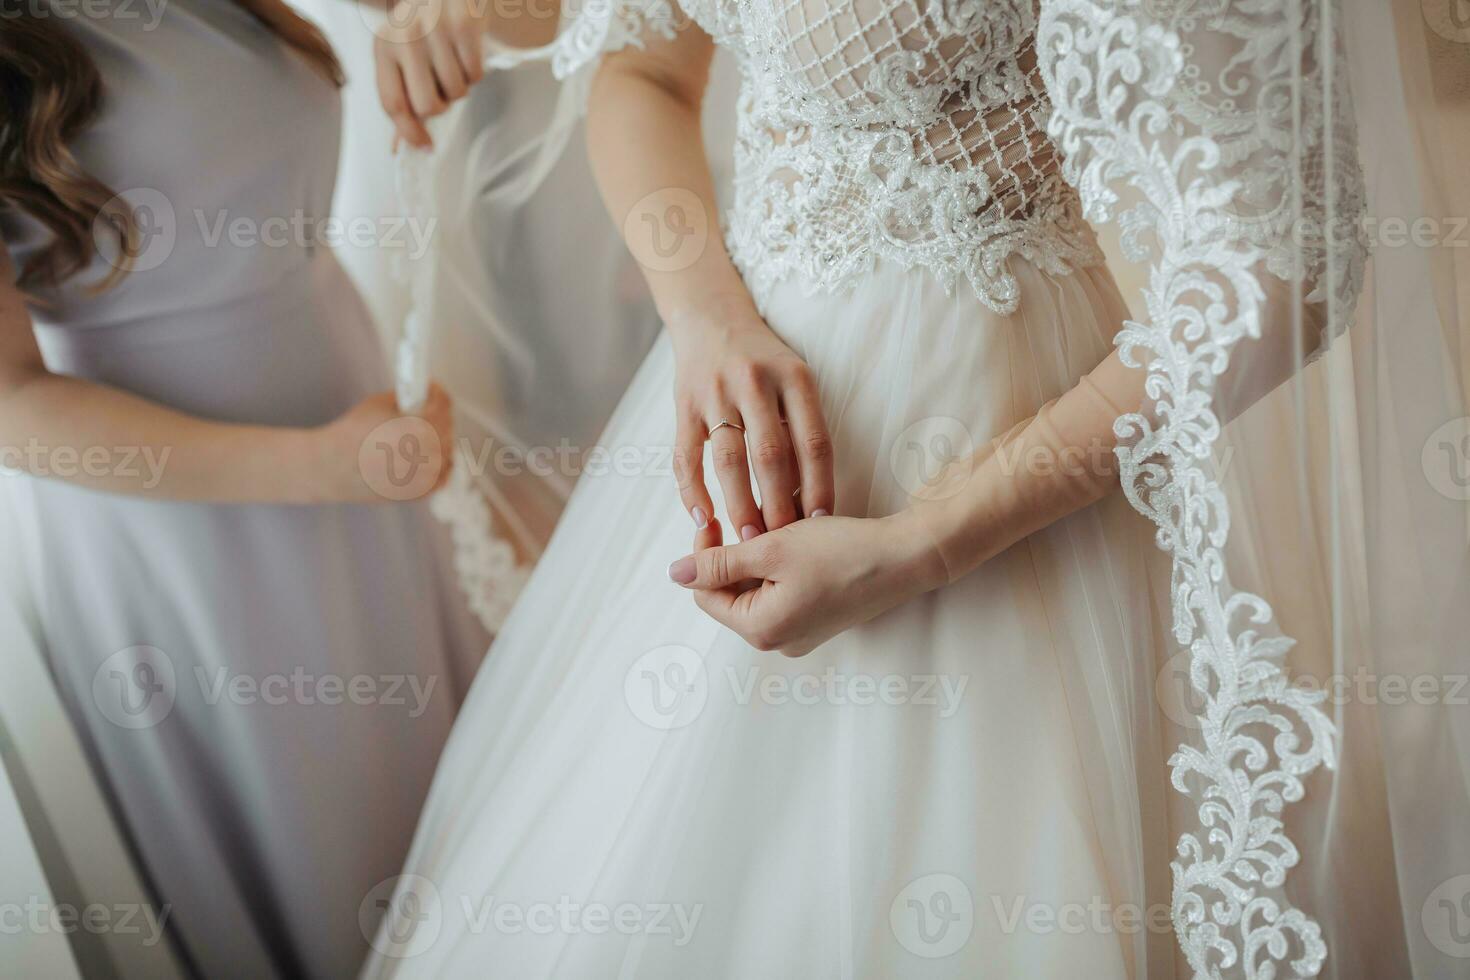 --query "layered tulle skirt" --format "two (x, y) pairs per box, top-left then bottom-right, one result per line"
(363, 256), (1178, 979)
